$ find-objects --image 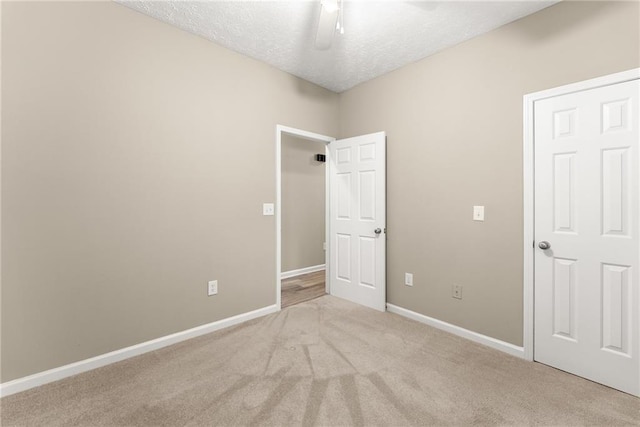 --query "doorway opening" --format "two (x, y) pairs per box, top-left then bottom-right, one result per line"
(276, 126), (334, 310)
(281, 133), (328, 308)
(276, 126), (387, 312)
